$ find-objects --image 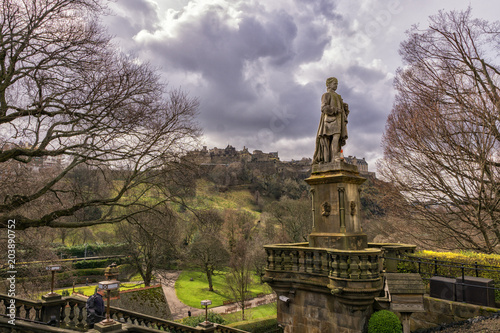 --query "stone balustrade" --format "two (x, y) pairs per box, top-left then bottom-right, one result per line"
(0, 294), (248, 333)
(264, 244), (380, 280)
(368, 243), (417, 273)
